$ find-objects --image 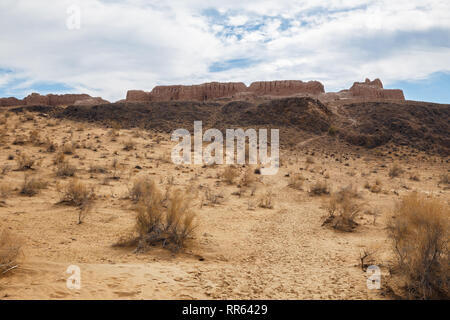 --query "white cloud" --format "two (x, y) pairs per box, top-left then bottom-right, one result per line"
(0, 0), (449, 100)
